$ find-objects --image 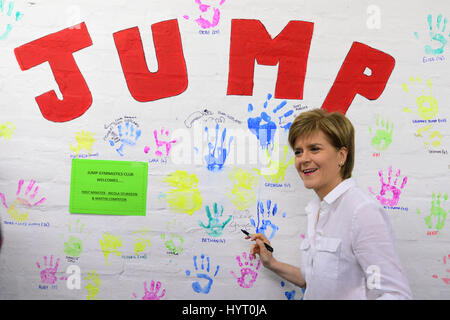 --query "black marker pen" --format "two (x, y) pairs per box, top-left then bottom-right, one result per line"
(241, 229), (274, 252)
